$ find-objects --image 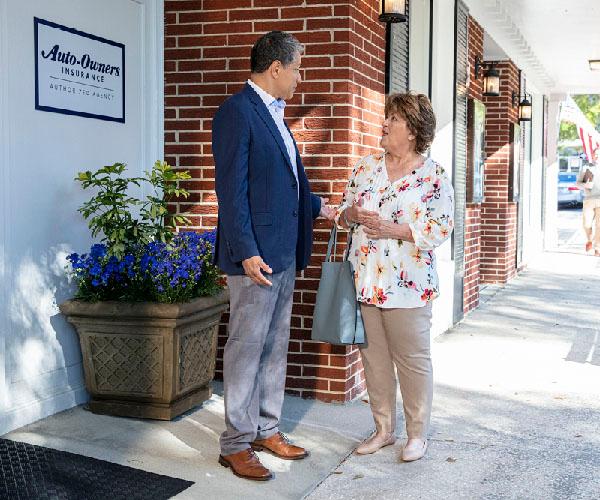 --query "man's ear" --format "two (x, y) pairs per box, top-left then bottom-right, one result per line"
(269, 60), (282, 79)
